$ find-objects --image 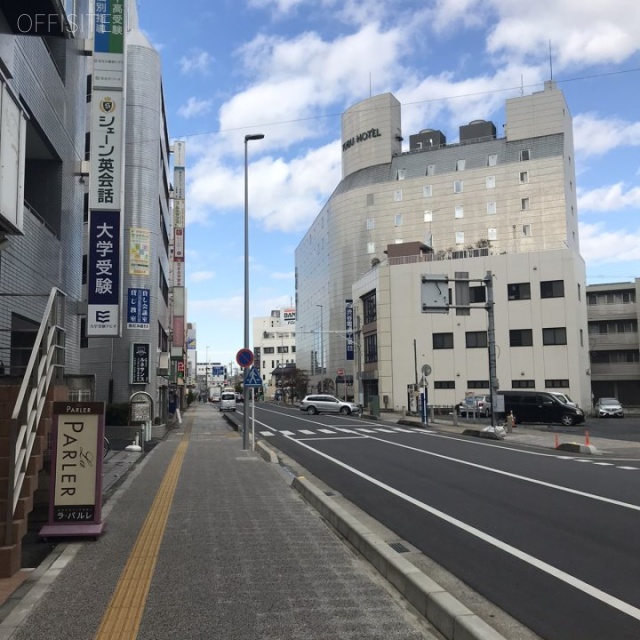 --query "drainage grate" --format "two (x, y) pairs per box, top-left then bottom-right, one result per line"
(389, 541), (410, 554)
